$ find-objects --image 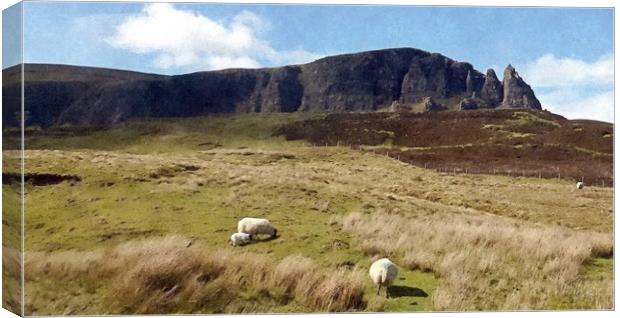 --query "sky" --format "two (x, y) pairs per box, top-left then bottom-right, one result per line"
(2, 1), (614, 122)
